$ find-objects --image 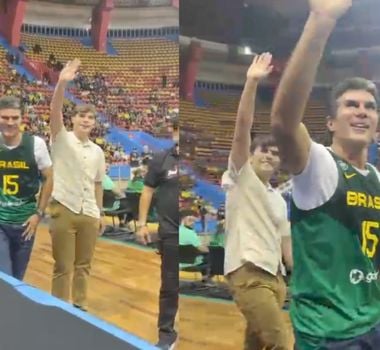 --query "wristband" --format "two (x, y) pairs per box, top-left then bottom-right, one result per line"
(36, 209), (45, 219)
